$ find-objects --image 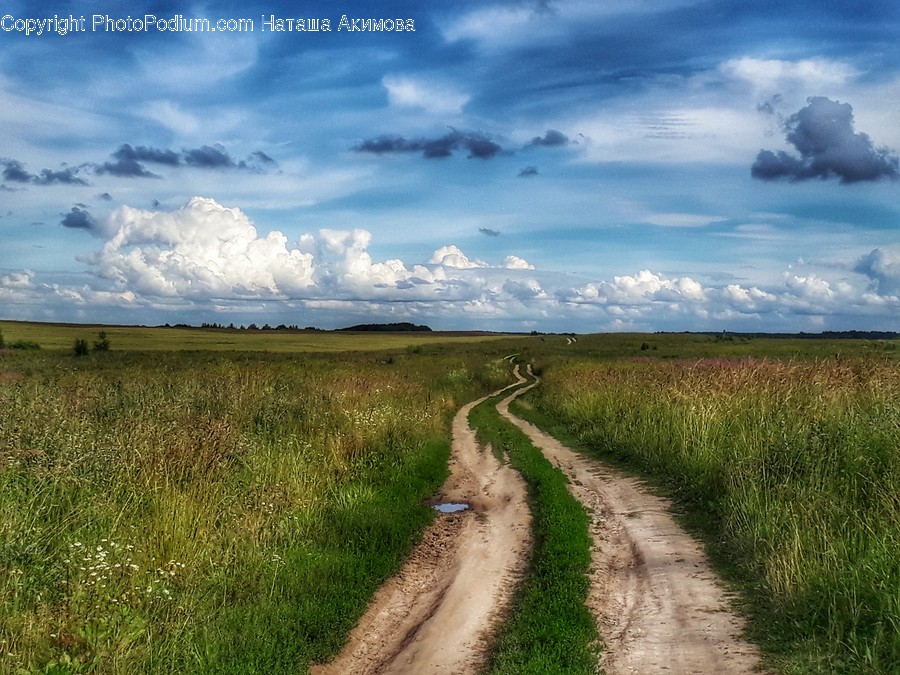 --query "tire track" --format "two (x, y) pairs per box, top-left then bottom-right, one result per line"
(310, 375), (532, 674)
(499, 365), (766, 675)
